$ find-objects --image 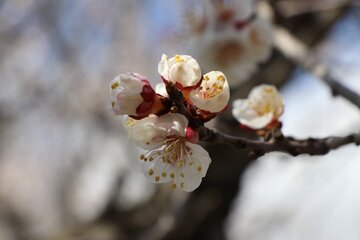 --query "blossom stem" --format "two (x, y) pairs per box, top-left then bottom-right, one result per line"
(166, 83), (203, 128)
(199, 126), (360, 157)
